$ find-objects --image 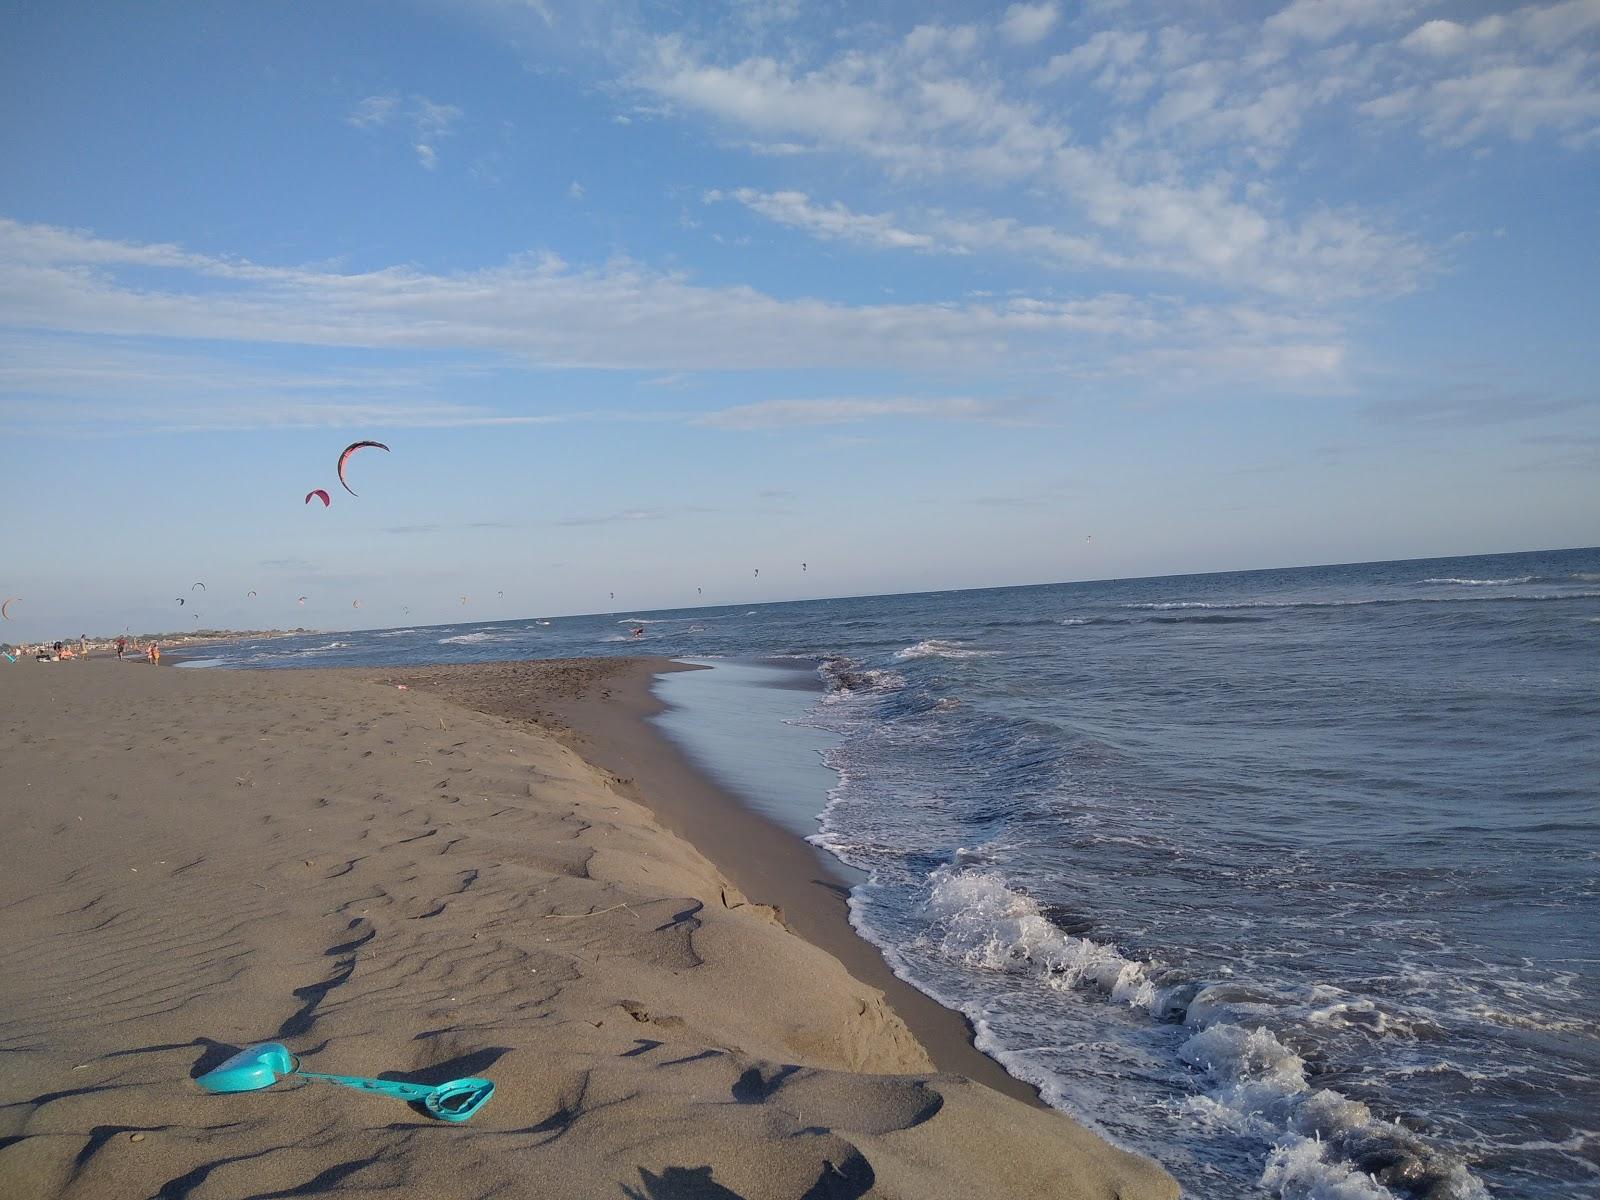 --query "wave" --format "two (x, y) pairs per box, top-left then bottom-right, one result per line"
(375, 628), (418, 638)
(1122, 592), (1600, 613)
(1419, 573), (1599, 586)
(818, 653), (905, 701)
(1417, 576), (1535, 586)
(437, 631), (505, 645)
(923, 866), (1487, 1200)
(893, 639), (1001, 660)
(1146, 614), (1266, 625)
